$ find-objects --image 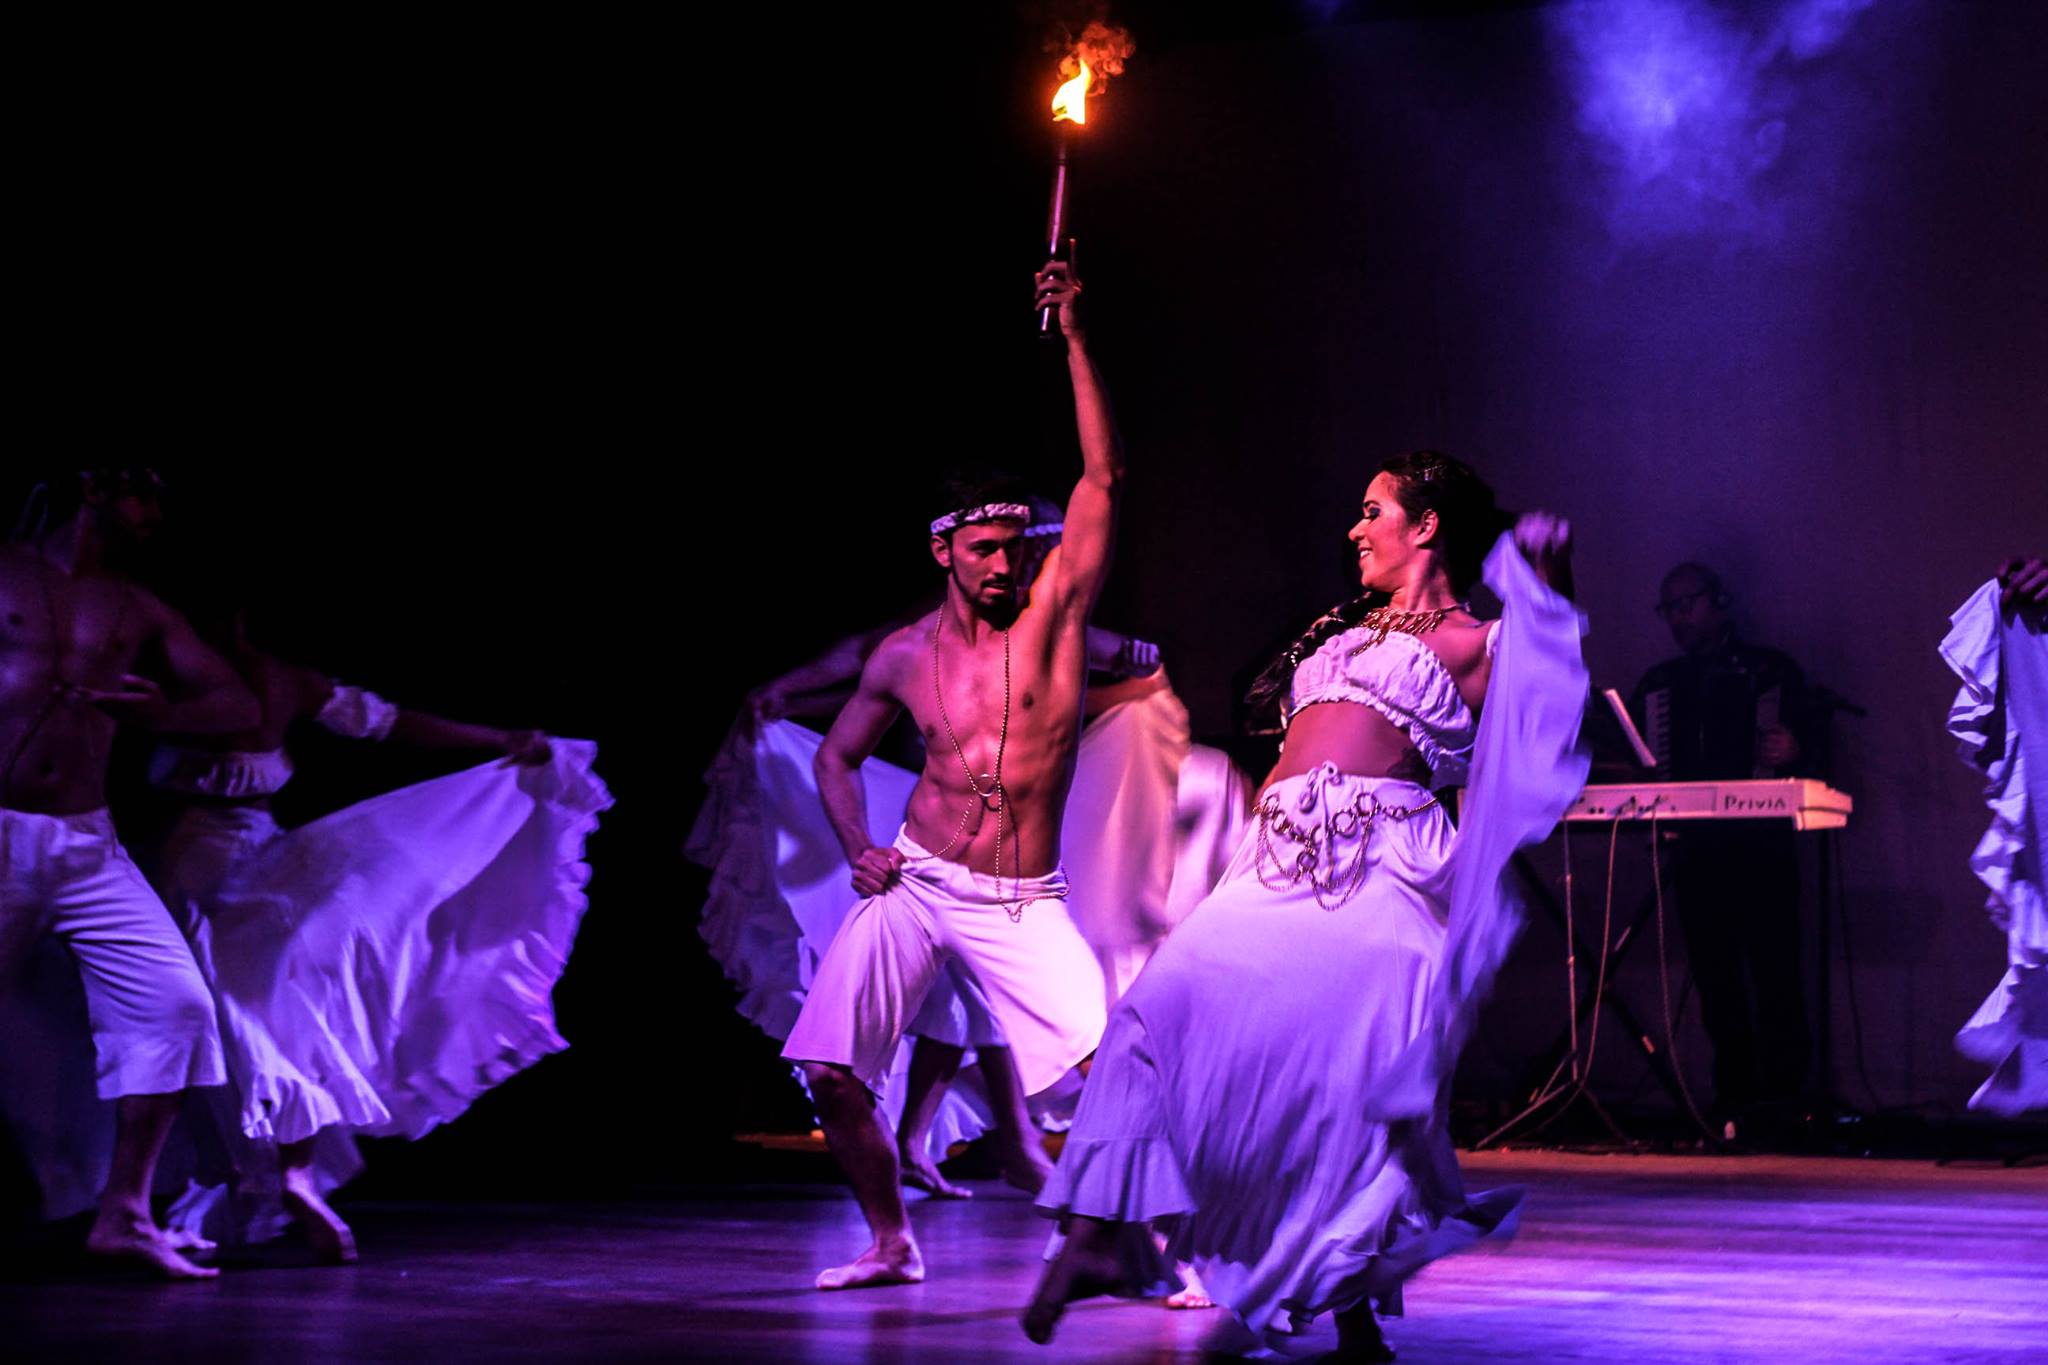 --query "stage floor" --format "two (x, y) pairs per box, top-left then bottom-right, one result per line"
(2, 1151), (2043, 1363)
